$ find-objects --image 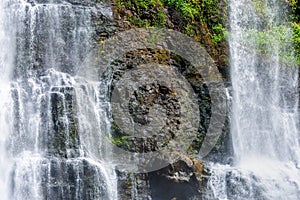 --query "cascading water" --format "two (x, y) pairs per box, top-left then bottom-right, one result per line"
(206, 0), (300, 199)
(0, 0), (117, 199)
(230, 0), (300, 165)
(0, 1), (15, 200)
